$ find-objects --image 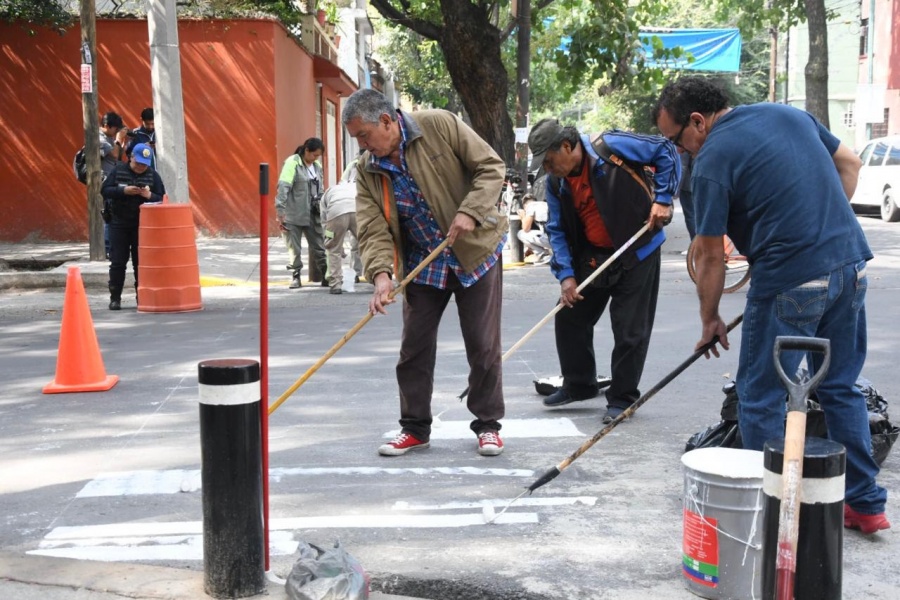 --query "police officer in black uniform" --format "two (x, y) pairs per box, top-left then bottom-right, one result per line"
(101, 143), (166, 310)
